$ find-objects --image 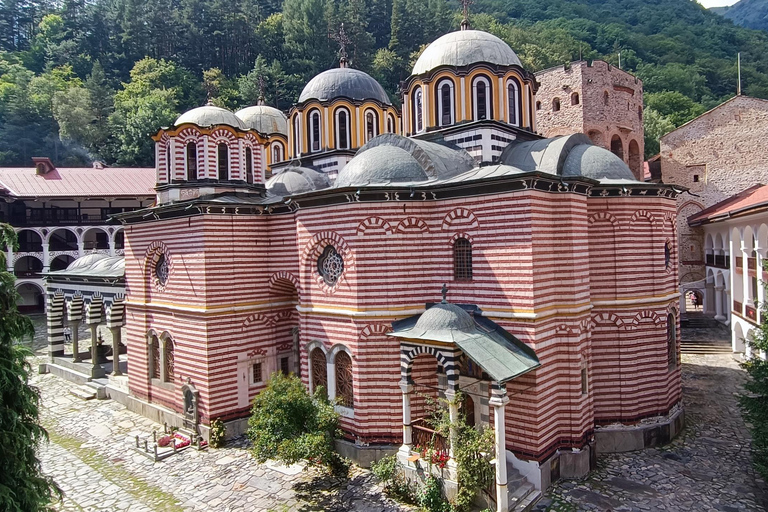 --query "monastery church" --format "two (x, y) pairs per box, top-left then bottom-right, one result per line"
(40, 21), (683, 510)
